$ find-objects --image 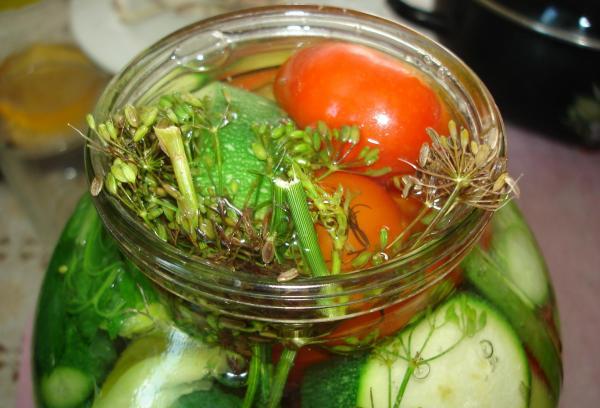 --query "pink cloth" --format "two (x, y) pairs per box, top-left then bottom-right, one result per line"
(17, 320), (34, 408)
